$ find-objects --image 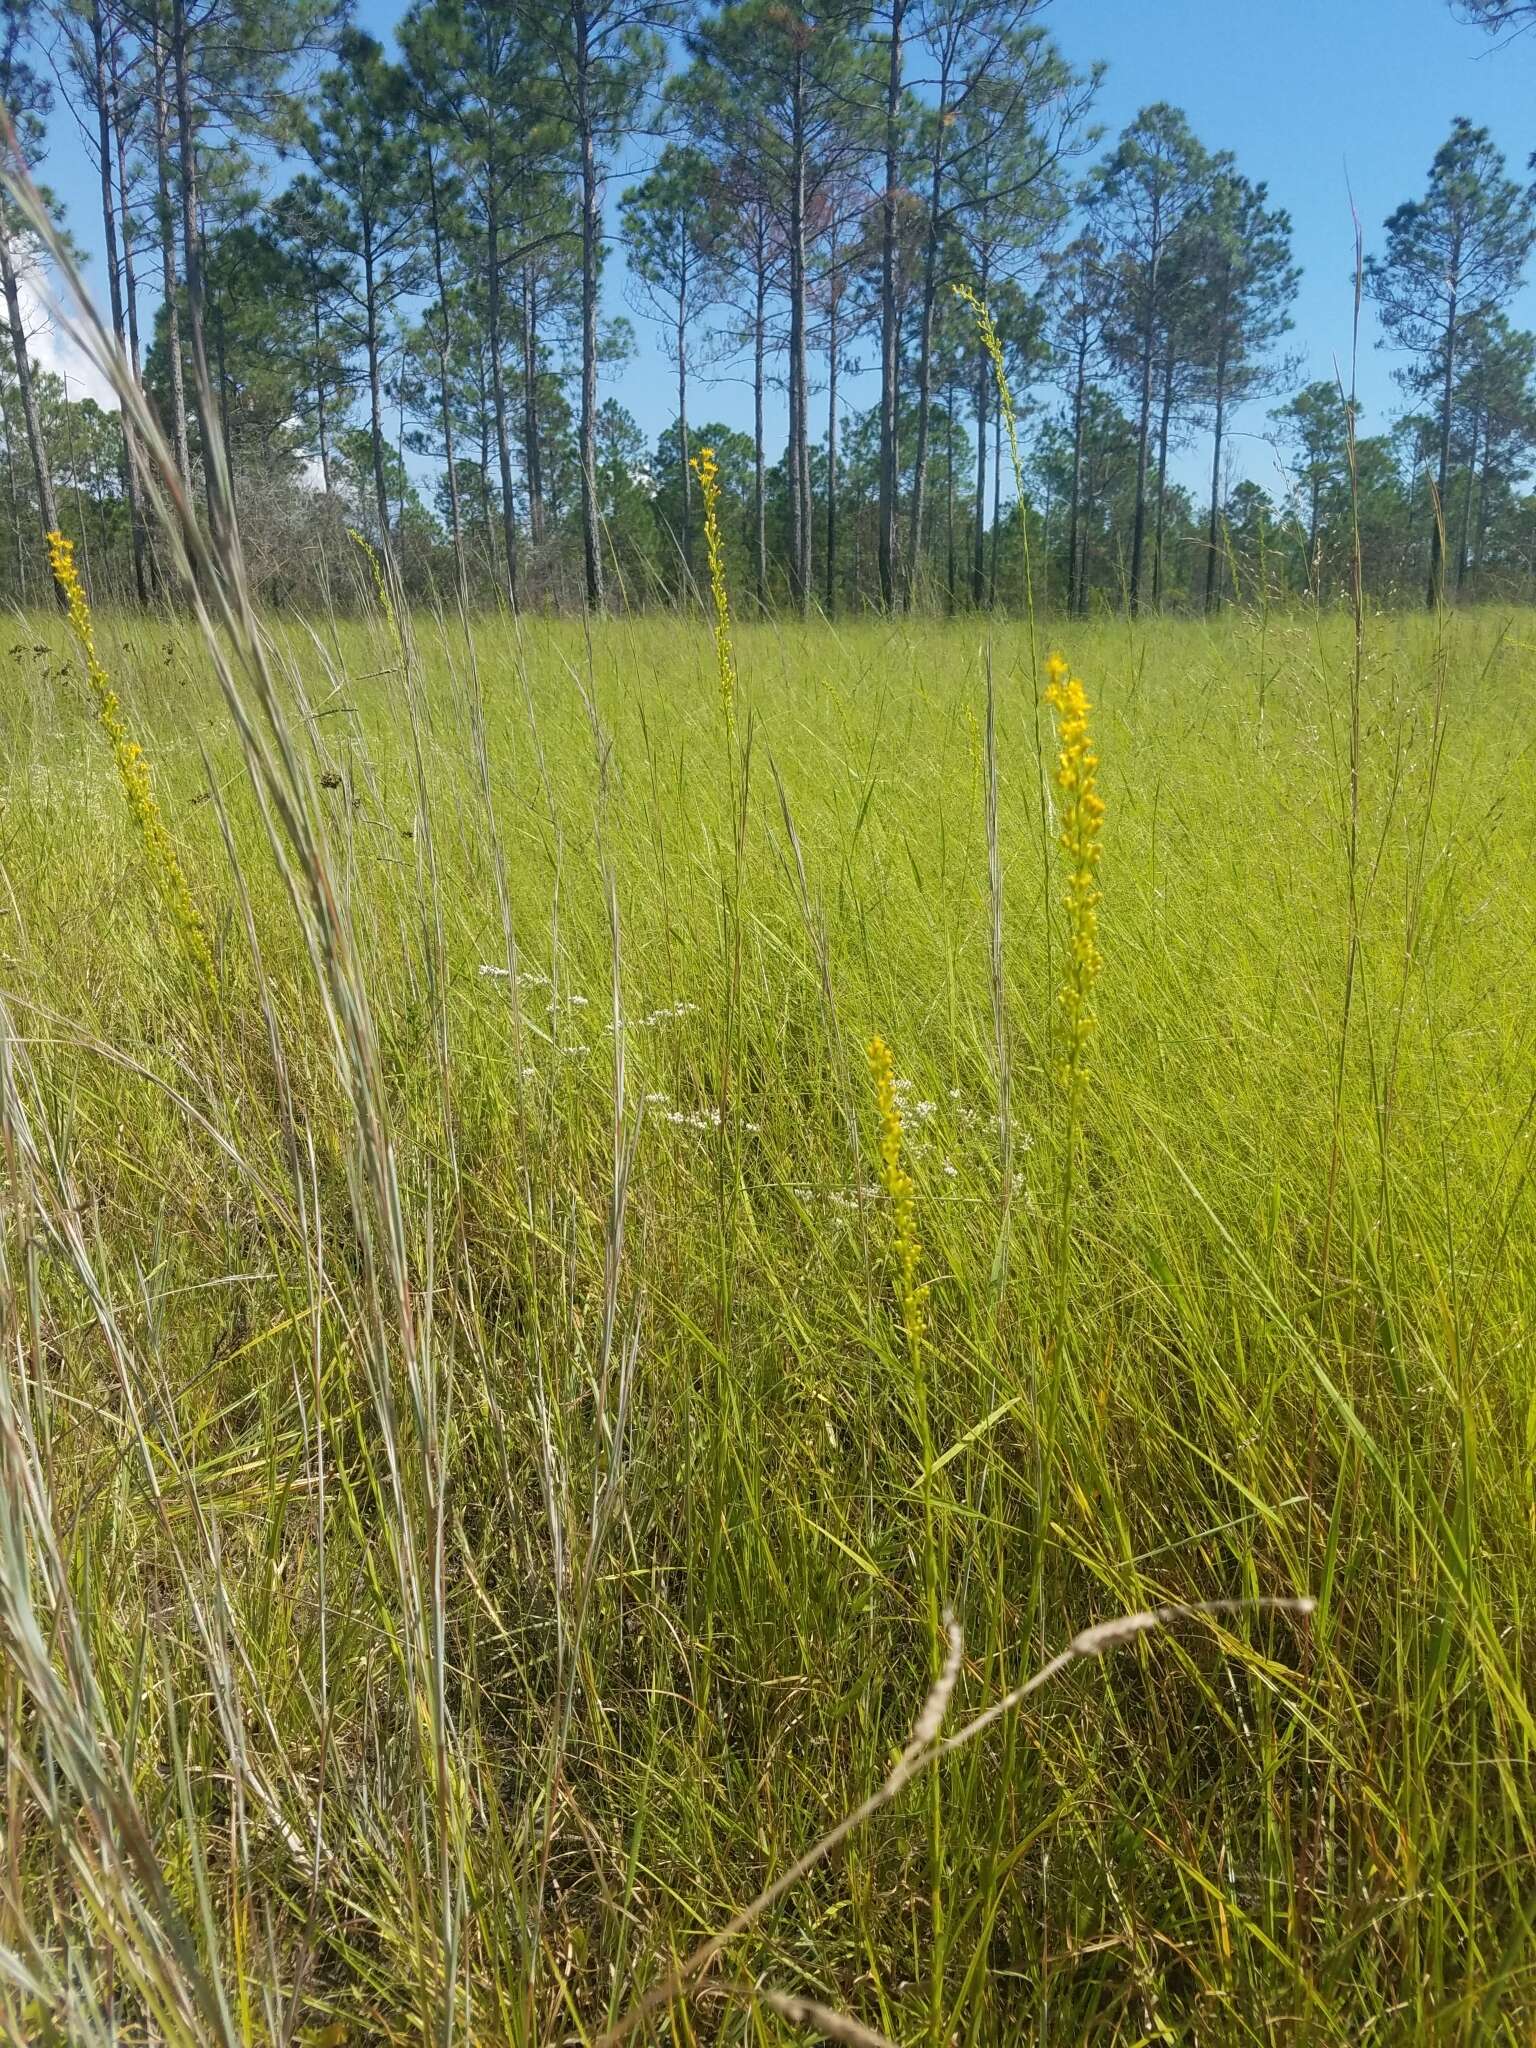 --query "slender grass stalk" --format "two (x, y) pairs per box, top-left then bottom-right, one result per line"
(864, 1033), (945, 2041)
(598, 1598), (1315, 2047)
